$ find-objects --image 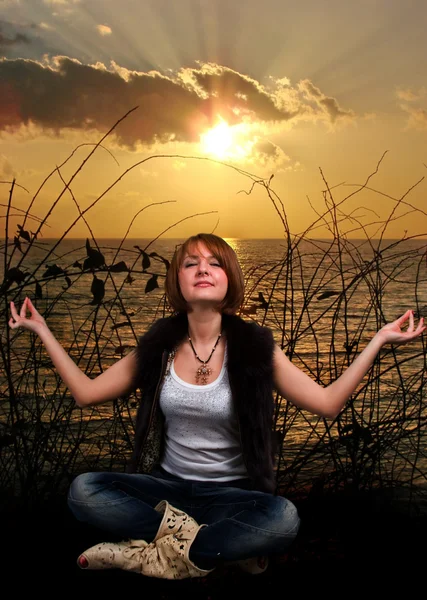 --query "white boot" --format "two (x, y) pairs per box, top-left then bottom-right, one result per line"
(77, 500), (200, 573)
(141, 524), (214, 580)
(139, 501), (213, 579)
(77, 539), (148, 571)
(153, 500), (199, 541)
